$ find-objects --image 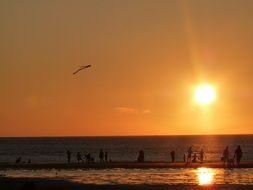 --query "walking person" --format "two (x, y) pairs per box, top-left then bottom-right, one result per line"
(234, 145), (243, 167)
(222, 146), (229, 166)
